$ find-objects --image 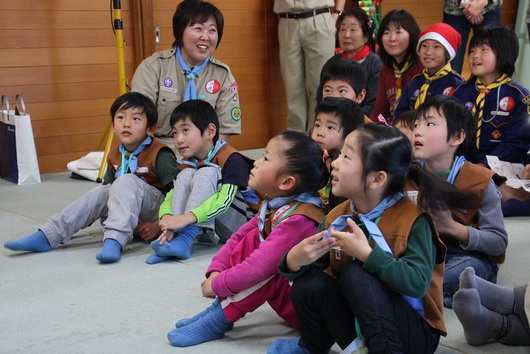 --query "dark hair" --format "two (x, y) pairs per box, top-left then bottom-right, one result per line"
(110, 92), (158, 129)
(315, 97), (365, 142)
(336, 8), (375, 48)
(317, 59), (368, 104)
(416, 95), (476, 156)
(468, 25), (518, 78)
(172, 0), (224, 49)
(275, 130), (329, 194)
(377, 9), (420, 68)
(354, 124), (477, 210)
(393, 109), (417, 130)
(170, 100), (219, 143)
